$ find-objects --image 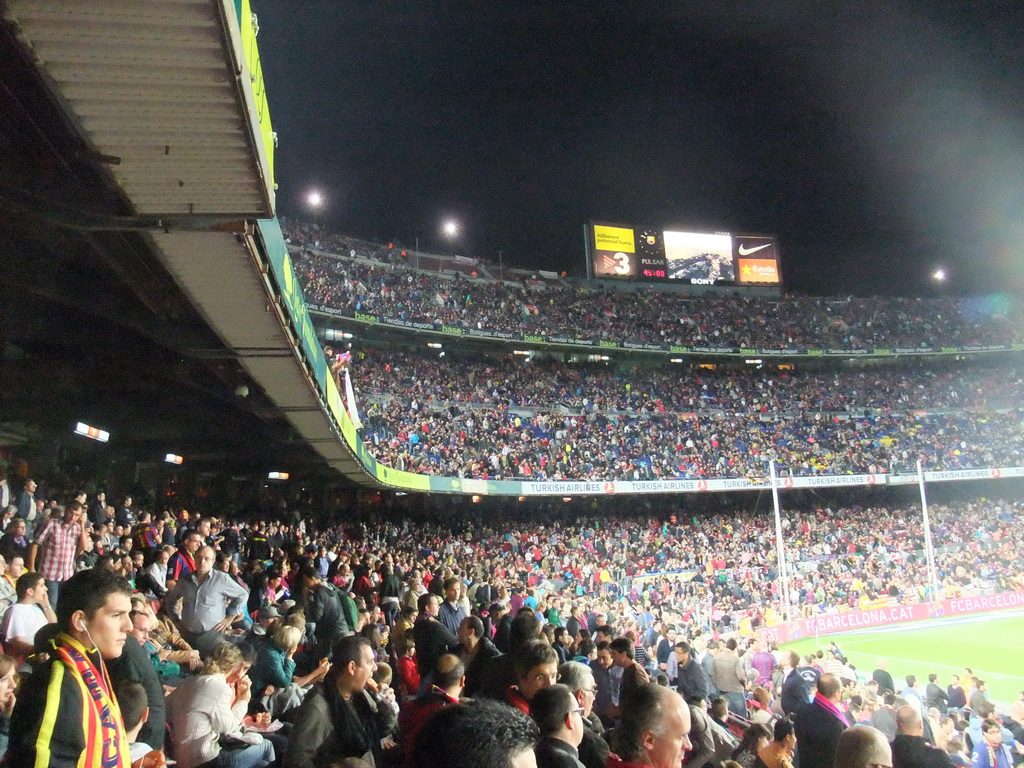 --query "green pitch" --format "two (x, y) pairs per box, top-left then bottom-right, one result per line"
(782, 613), (1024, 704)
